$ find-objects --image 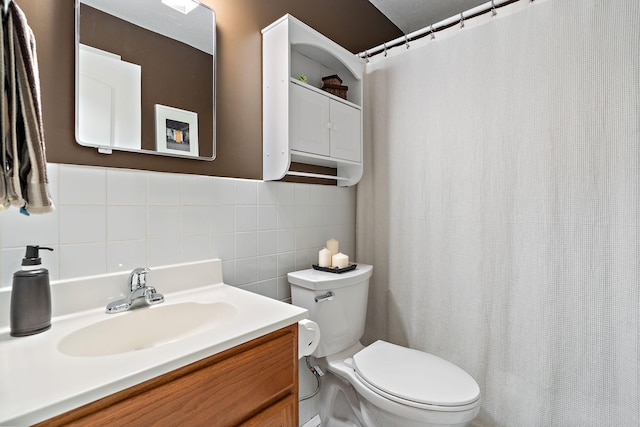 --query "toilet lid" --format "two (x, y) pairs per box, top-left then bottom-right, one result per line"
(352, 340), (480, 407)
